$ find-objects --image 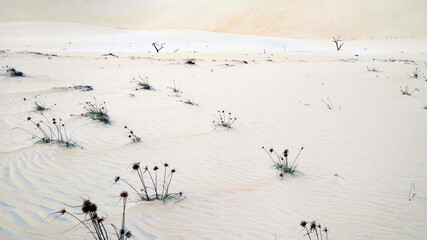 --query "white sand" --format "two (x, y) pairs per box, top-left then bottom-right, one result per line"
(0, 2), (427, 239)
(1, 0), (427, 39)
